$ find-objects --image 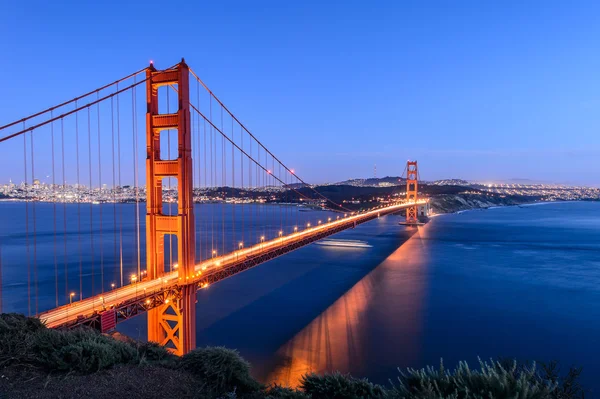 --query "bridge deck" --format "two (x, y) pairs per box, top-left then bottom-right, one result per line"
(39, 201), (424, 329)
